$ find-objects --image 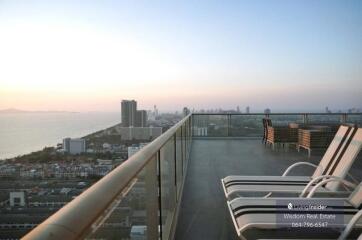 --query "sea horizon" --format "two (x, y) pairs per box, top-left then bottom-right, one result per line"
(0, 112), (121, 160)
